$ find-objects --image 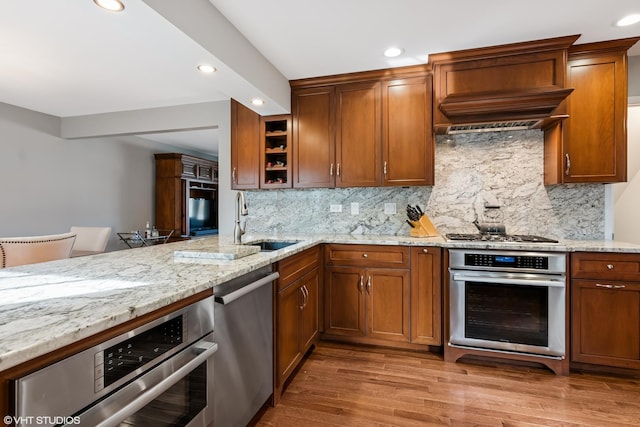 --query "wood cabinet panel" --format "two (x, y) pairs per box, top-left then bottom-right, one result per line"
(325, 266), (366, 337)
(544, 38), (639, 184)
(299, 269), (319, 350)
(382, 76), (434, 186)
(563, 56), (624, 182)
(292, 87), (335, 188)
(572, 252), (640, 282)
(335, 82), (381, 187)
(410, 247), (442, 345)
(275, 247), (321, 398)
(231, 99), (260, 189)
(366, 268), (410, 342)
(325, 244), (410, 268)
(277, 279), (304, 382)
(571, 279), (640, 368)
